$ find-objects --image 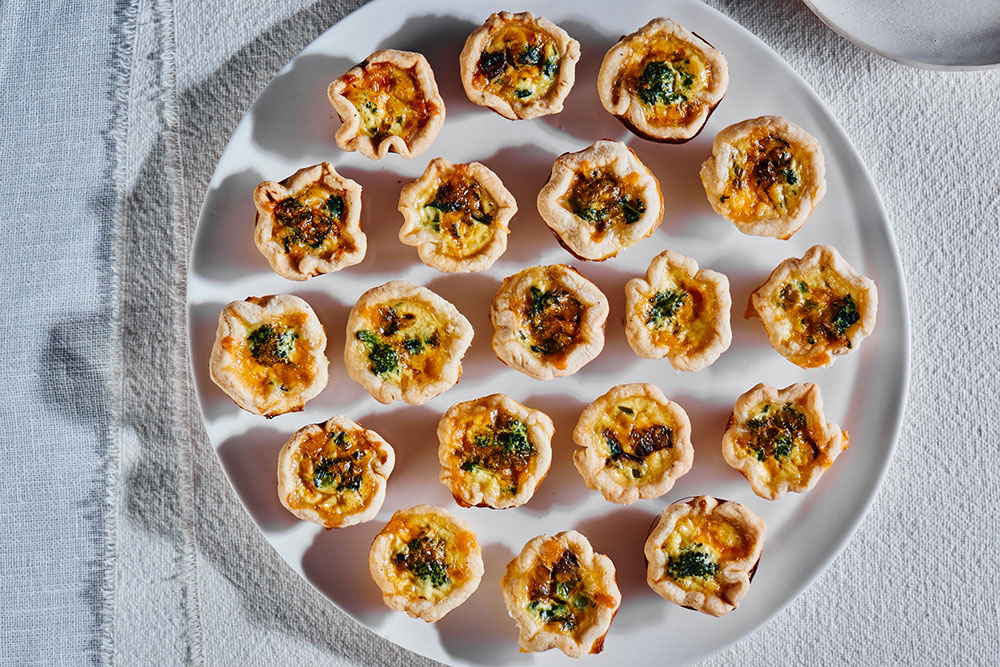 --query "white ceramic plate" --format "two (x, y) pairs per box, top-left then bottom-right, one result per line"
(803, 0), (1000, 69)
(187, 1), (909, 664)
